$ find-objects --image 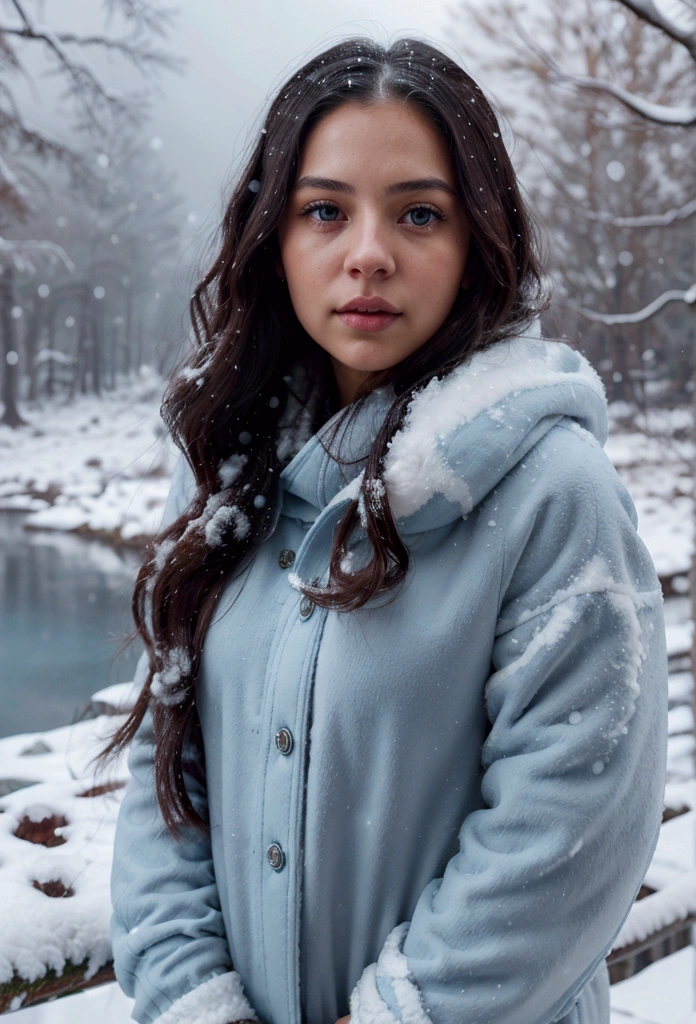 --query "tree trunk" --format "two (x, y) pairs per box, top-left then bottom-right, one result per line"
(692, 357), (696, 780)
(24, 306), (39, 402)
(0, 262), (27, 428)
(76, 285), (90, 395)
(92, 301), (102, 397)
(135, 305), (144, 372)
(124, 287), (133, 376)
(110, 319), (118, 389)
